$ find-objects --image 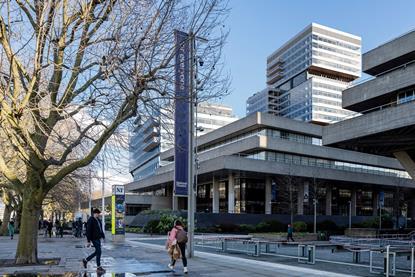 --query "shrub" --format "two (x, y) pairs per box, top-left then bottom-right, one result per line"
(157, 214), (187, 234)
(266, 220), (285, 232)
(293, 221), (307, 232)
(218, 223), (240, 233)
(255, 221), (271, 232)
(239, 224), (256, 233)
(143, 220), (160, 234)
